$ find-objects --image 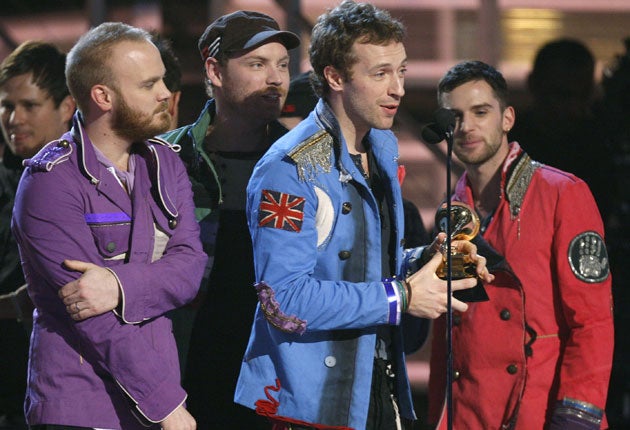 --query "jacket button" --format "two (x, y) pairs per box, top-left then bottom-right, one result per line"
(106, 242), (116, 253)
(453, 370), (461, 380)
(453, 313), (462, 326)
(338, 250), (351, 260)
(169, 218), (178, 229)
(506, 364), (518, 374)
(324, 356), (337, 368)
(341, 202), (352, 214)
(500, 309), (511, 321)
(58, 140), (69, 148)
